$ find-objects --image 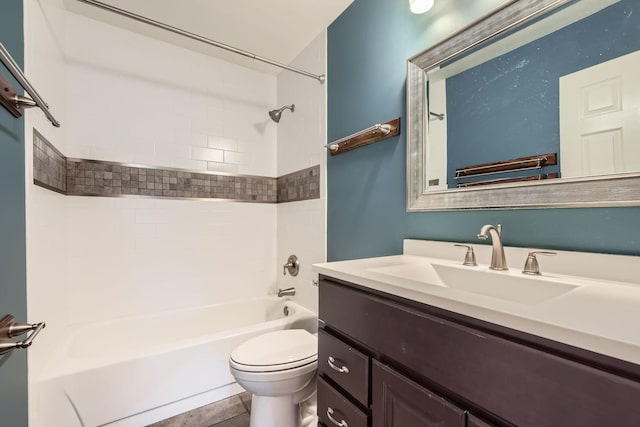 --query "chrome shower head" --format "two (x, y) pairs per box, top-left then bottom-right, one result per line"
(268, 104), (295, 123)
